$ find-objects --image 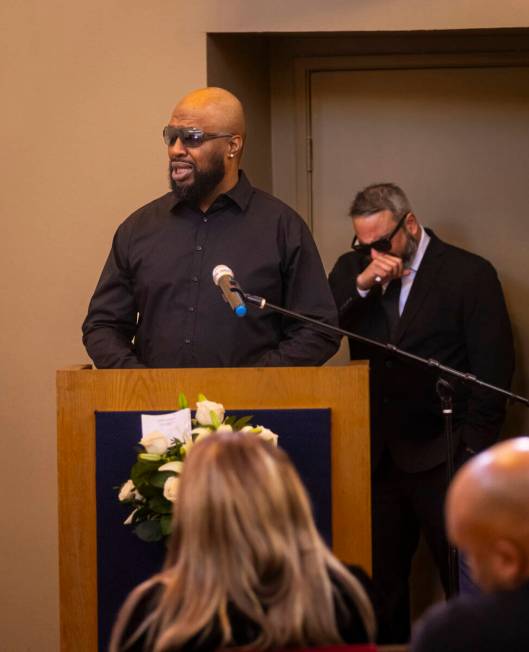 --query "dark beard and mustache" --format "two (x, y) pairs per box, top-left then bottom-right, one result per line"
(168, 152), (225, 206)
(401, 229), (419, 266)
